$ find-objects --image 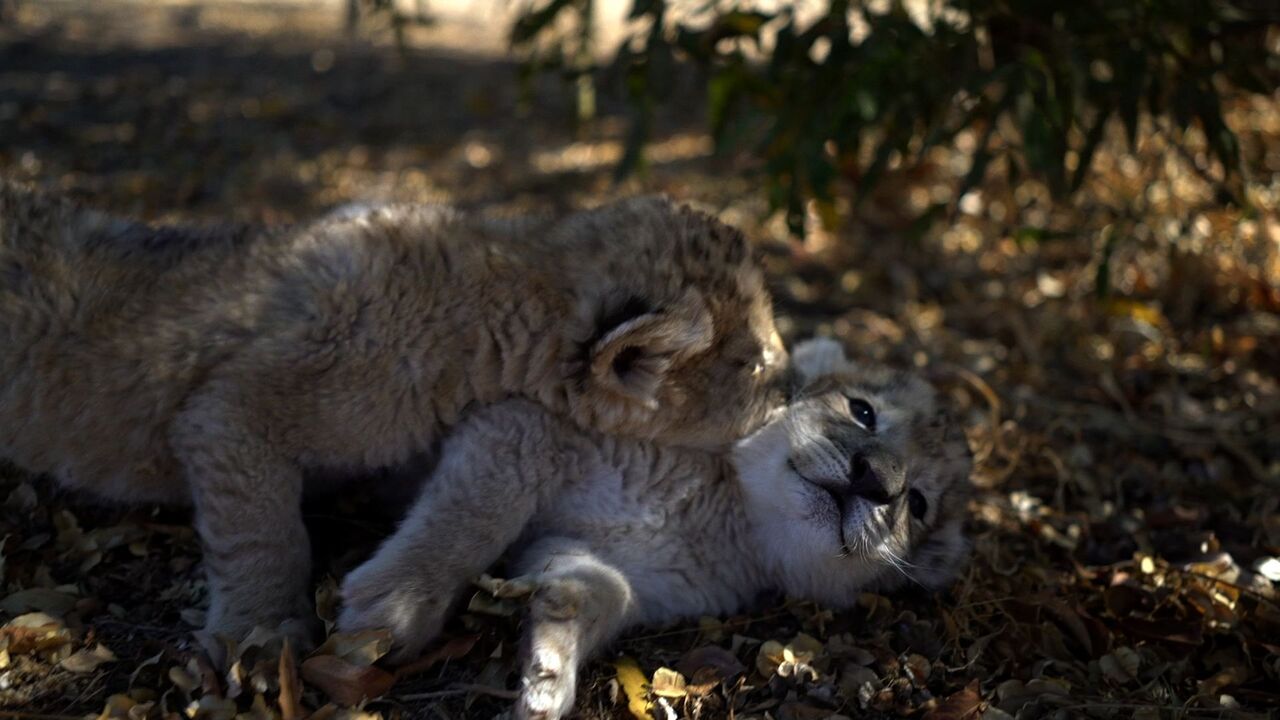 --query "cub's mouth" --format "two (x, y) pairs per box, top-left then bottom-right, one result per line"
(786, 459), (879, 554)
